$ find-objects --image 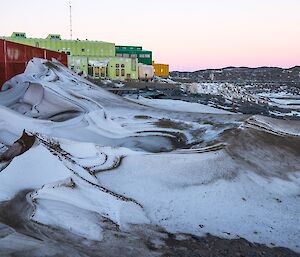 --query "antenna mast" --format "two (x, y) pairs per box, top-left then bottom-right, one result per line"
(69, 0), (73, 39)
